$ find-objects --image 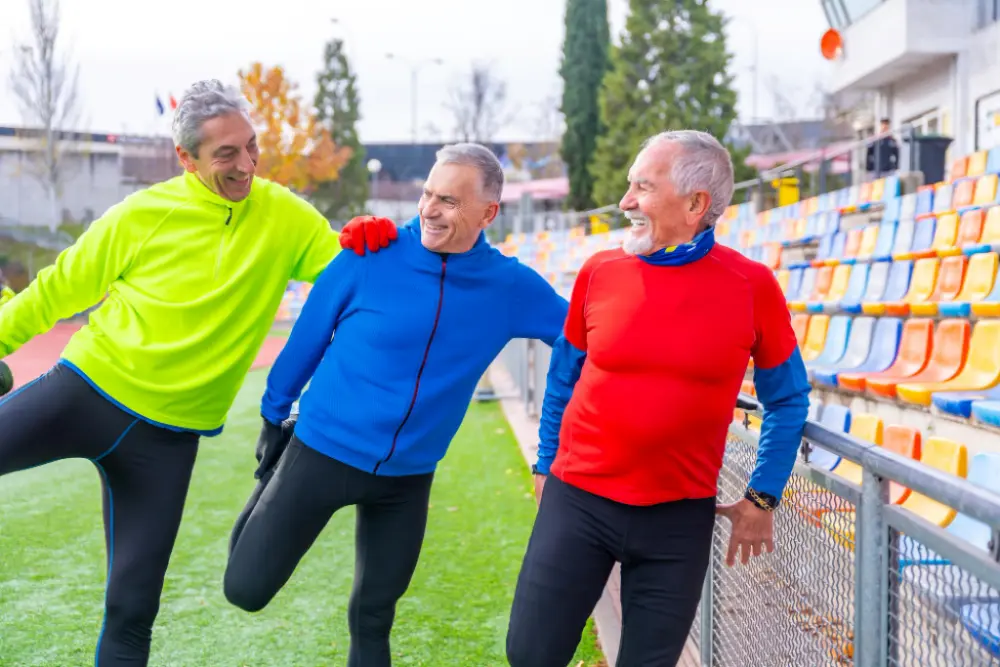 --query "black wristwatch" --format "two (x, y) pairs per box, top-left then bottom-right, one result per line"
(744, 487), (779, 512)
(531, 464), (546, 476)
